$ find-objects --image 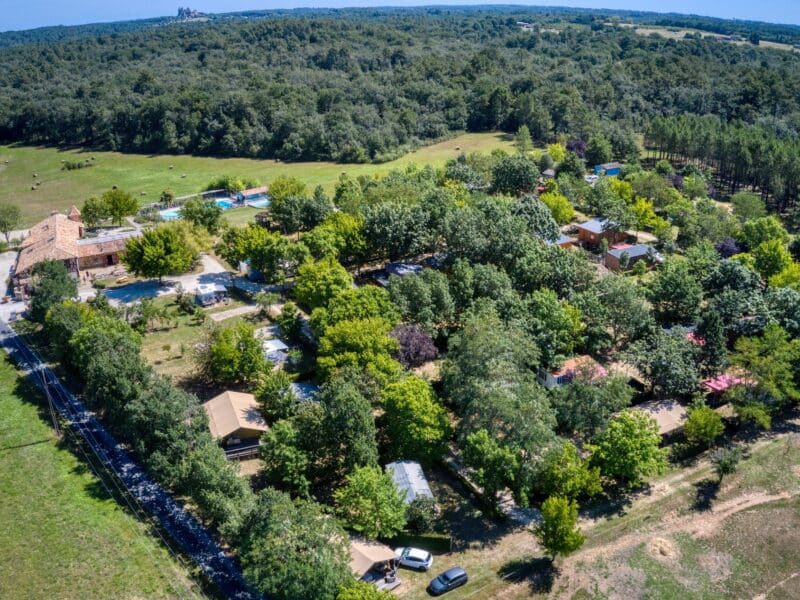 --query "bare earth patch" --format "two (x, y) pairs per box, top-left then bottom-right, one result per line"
(555, 490), (796, 598)
(646, 537), (678, 561)
(698, 550), (733, 583)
